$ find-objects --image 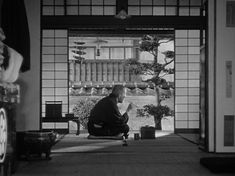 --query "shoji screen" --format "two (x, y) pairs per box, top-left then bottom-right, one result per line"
(41, 29), (68, 118)
(175, 30), (201, 131)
